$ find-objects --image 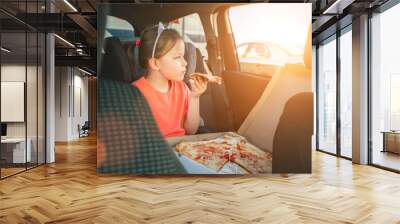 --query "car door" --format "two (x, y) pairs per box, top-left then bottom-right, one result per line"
(215, 6), (273, 130)
(215, 4), (307, 130)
